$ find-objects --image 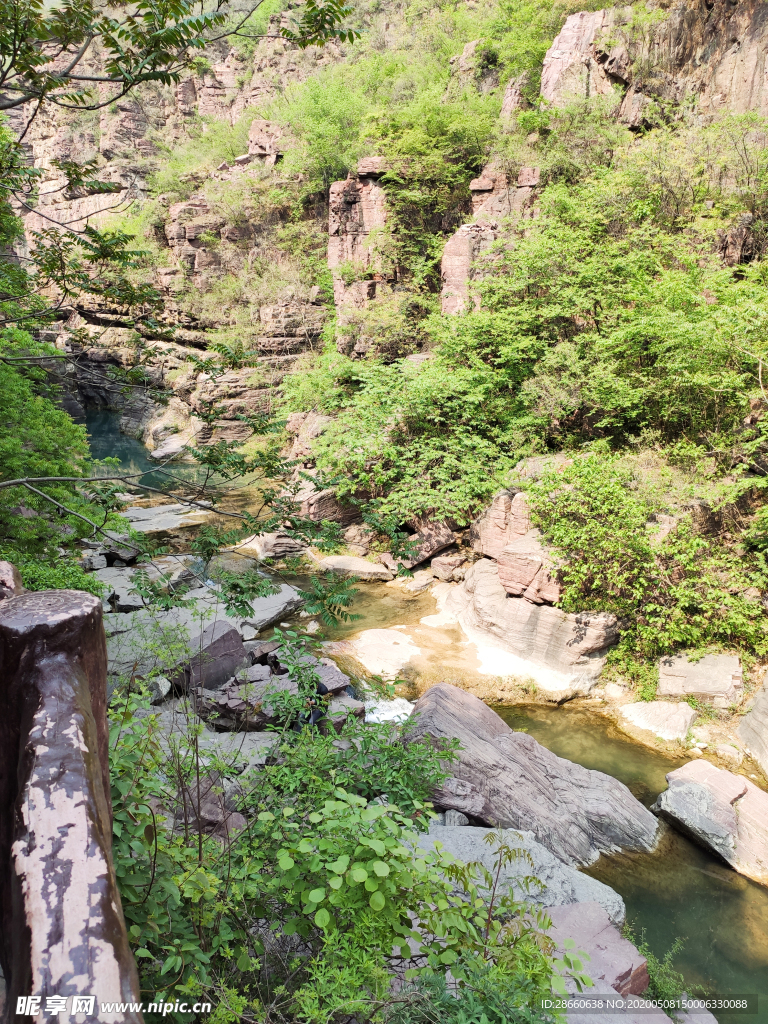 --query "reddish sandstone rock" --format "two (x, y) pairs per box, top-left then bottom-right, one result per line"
(497, 529), (562, 604)
(470, 491), (530, 559)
